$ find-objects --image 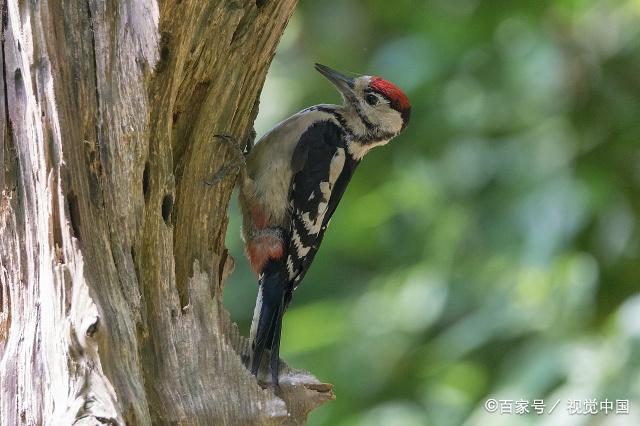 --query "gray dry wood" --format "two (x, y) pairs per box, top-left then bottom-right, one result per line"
(0, 0), (334, 424)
